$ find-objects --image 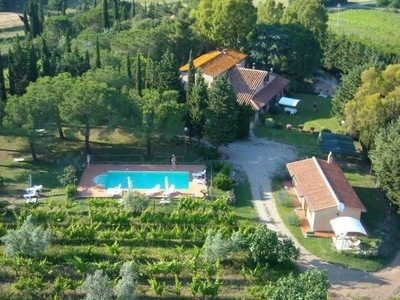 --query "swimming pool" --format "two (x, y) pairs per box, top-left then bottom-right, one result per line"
(94, 171), (190, 189)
